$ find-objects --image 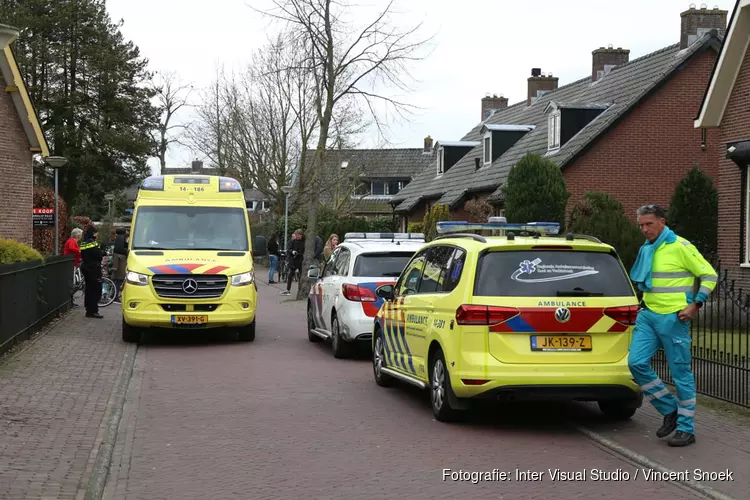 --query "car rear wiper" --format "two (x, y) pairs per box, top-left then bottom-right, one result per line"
(556, 288), (603, 297)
